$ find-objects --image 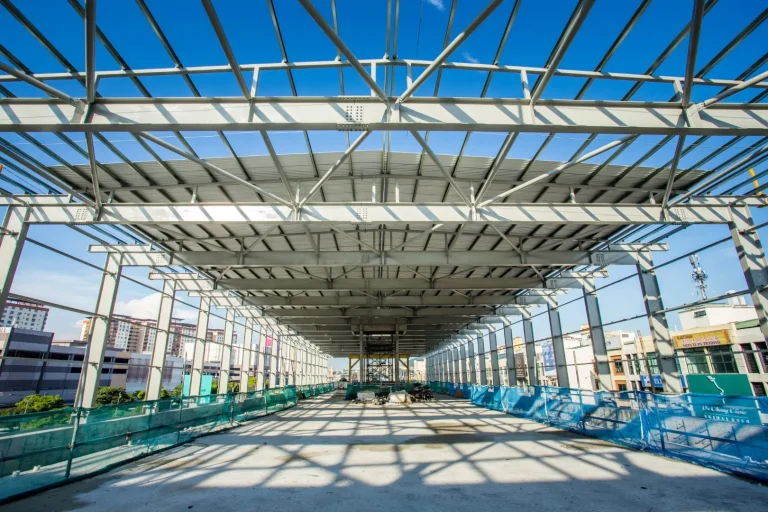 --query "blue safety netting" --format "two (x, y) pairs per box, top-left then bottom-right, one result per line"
(437, 383), (768, 482)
